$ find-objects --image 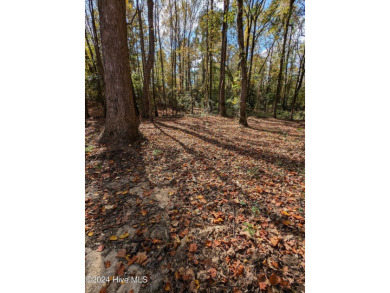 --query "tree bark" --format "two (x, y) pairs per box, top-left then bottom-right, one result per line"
(204, 0), (209, 112)
(237, 0), (248, 126)
(137, 0), (149, 119)
(209, 0), (214, 112)
(273, 0), (295, 118)
(156, 2), (167, 112)
(88, 0), (105, 116)
(218, 0), (229, 117)
(98, 0), (139, 144)
(290, 50), (305, 120)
